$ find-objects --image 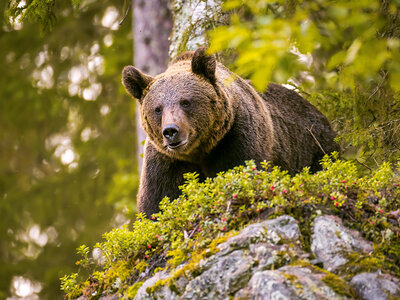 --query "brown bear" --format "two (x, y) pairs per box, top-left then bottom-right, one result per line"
(122, 47), (339, 217)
